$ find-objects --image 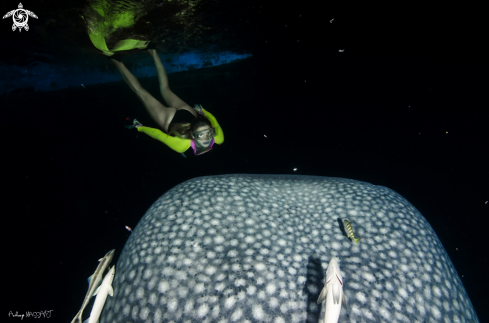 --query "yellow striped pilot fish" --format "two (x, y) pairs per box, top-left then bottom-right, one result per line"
(343, 219), (361, 244)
